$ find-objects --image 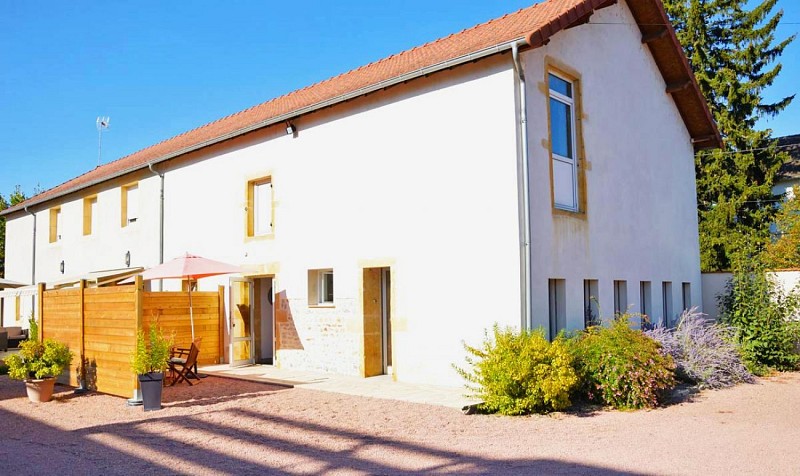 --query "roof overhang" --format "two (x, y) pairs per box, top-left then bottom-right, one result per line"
(2, 0), (720, 217)
(0, 278), (28, 289)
